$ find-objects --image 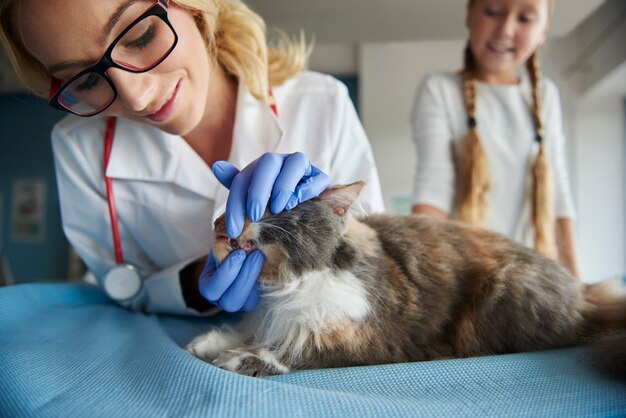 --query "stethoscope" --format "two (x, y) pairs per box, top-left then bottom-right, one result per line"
(101, 93), (279, 304)
(101, 116), (143, 303)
